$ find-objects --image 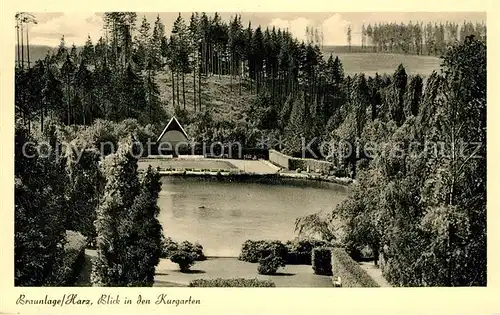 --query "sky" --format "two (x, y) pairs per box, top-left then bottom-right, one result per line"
(23, 12), (486, 47)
